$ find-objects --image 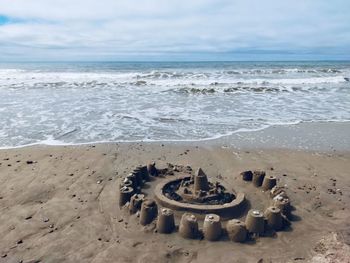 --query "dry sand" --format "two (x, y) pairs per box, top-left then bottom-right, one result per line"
(0, 142), (349, 263)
